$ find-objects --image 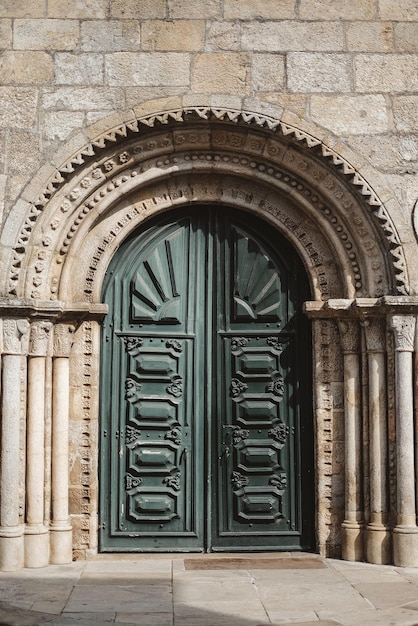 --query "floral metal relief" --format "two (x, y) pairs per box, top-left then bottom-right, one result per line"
(269, 473), (287, 490)
(266, 374), (284, 397)
(125, 425), (141, 444)
(231, 337), (248, 351)
(125, 474), (142, 490)
(232, 428), (249, 445)
(231, 471), (249, 490)
(123, 337), (143, 355)
(166, 339), (182, 353)
(165, 425), (182, 446)
(269, 422), (289, 445)
(230, 378), (248, 398)
(163, 472), (181, 491)
(166, 375), (183, 398)
(125, 377), (142, 402)
(267, 337), (284, 351)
